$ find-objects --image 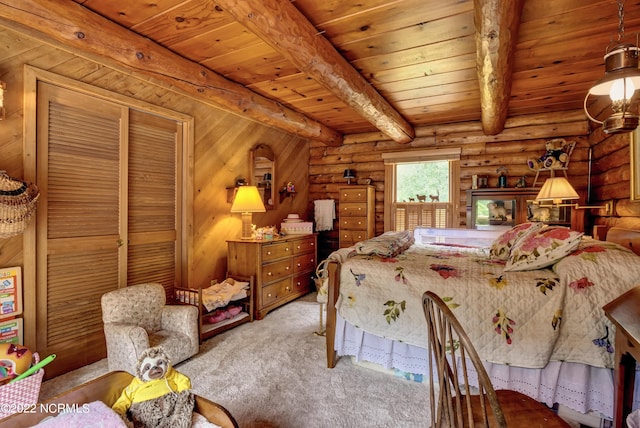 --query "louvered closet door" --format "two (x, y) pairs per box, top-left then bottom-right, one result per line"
(127, 110), (181, 296)
(36, 83), (182, 378)
(36, 82), (125, 377)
